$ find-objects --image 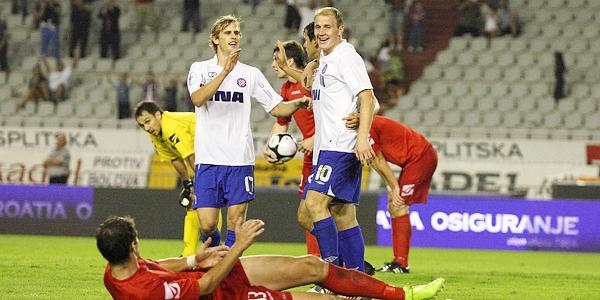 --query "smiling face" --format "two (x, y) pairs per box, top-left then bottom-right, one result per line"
(210, 17), (241, 54)
(135, 110), (162, 136)
(314, 9), (344, 55)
